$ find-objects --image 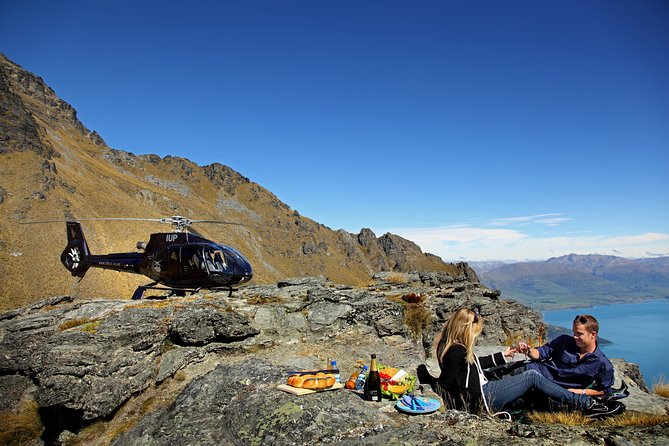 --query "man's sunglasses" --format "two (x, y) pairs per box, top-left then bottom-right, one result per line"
(575, 315), (589, 324)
